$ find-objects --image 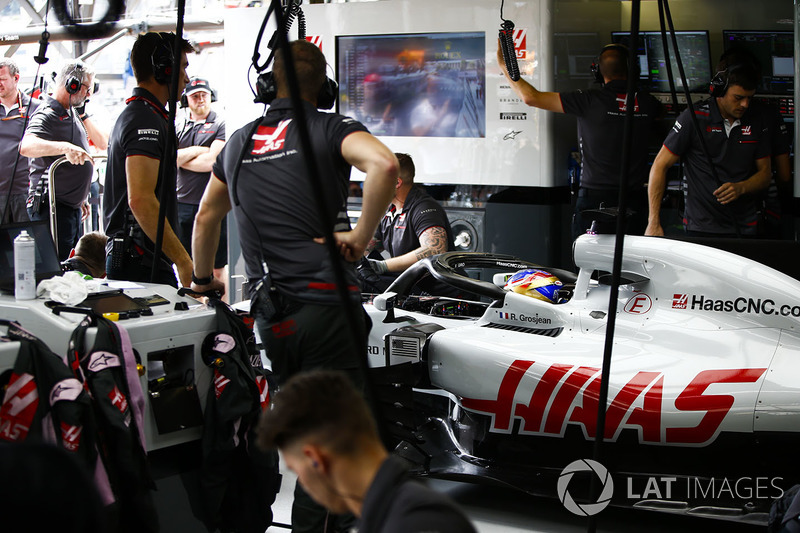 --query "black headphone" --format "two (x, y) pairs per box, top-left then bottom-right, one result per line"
(255, 70), (338, 110)
(151, 32), (175, 85)
(180, 86), (218, 108)
(64, 63), (84, 95)
(709, 64), (743, 97)
(591, 43), (630, 84)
